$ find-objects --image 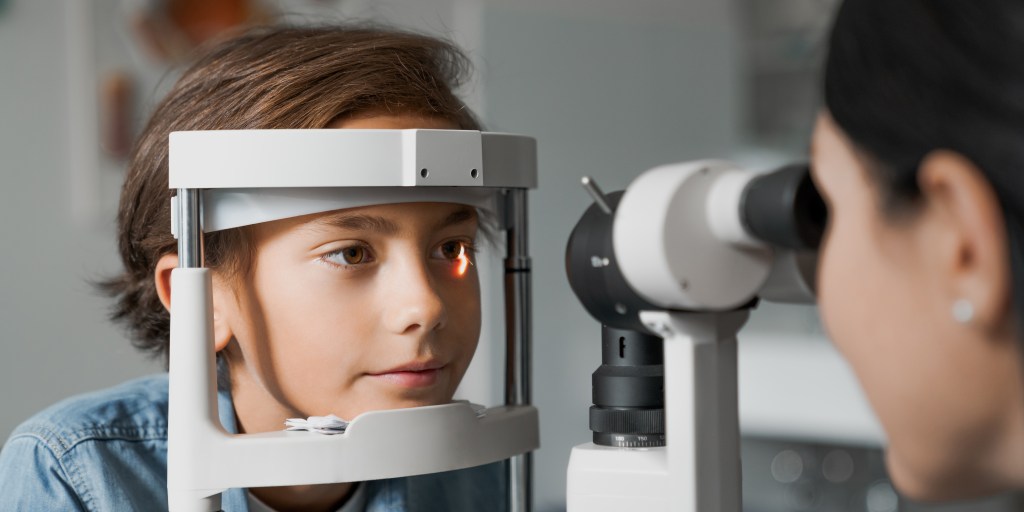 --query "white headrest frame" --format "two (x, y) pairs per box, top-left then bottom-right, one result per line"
(168, 129), (536, 234)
